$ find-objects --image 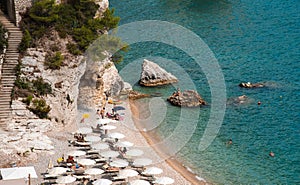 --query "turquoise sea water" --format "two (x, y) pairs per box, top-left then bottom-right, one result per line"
(110, 0), (300, 184)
